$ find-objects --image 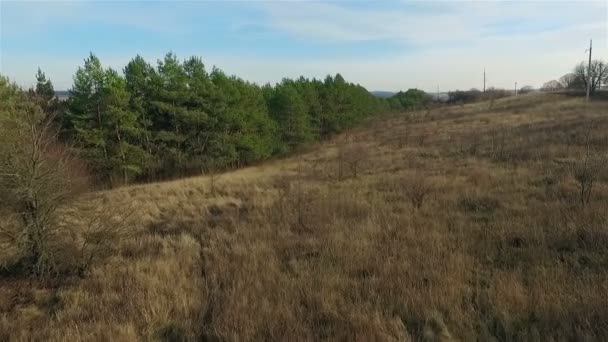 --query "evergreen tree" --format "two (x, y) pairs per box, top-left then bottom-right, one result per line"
(29, 68), (60, 120)
(124, 55), (156, 161)
(390, 89), (430, 110)
(66, 53), (148, 184)
(223, 75), (275, 166)
(268, 83), (312, 151)
(34, 68), (55, 101)
(56, 52), (392, 185)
